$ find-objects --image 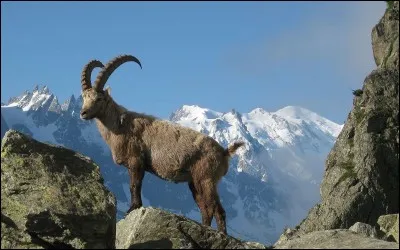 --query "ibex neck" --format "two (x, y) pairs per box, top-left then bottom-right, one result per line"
(95, 98), (121, 135)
